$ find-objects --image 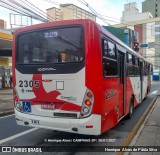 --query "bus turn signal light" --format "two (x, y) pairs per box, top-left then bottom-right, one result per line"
(80, 88), (94, 118)
(87, 92), (92, 98)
